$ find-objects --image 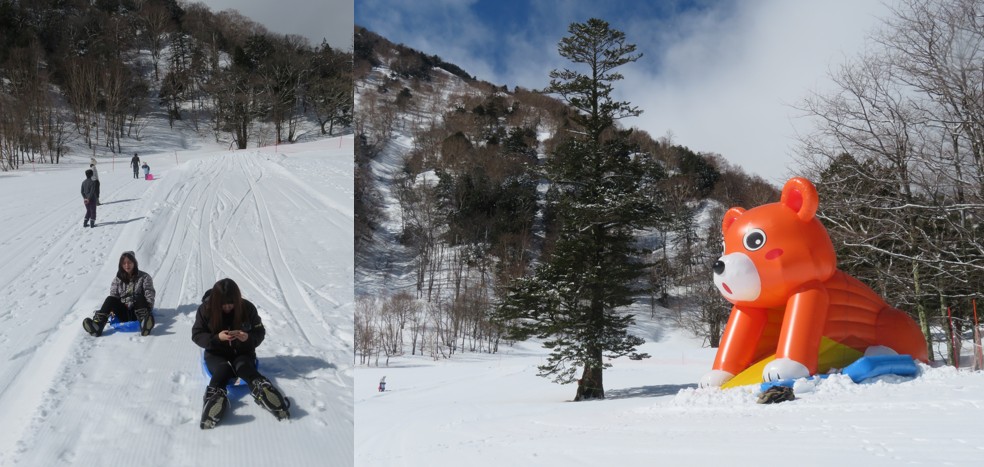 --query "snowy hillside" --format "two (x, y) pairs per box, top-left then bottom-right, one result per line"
(0, 137), (354, 466)
(355, 62), (490, 298)
(353, 29), (984, 467)
(356, 311), (984, 466)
